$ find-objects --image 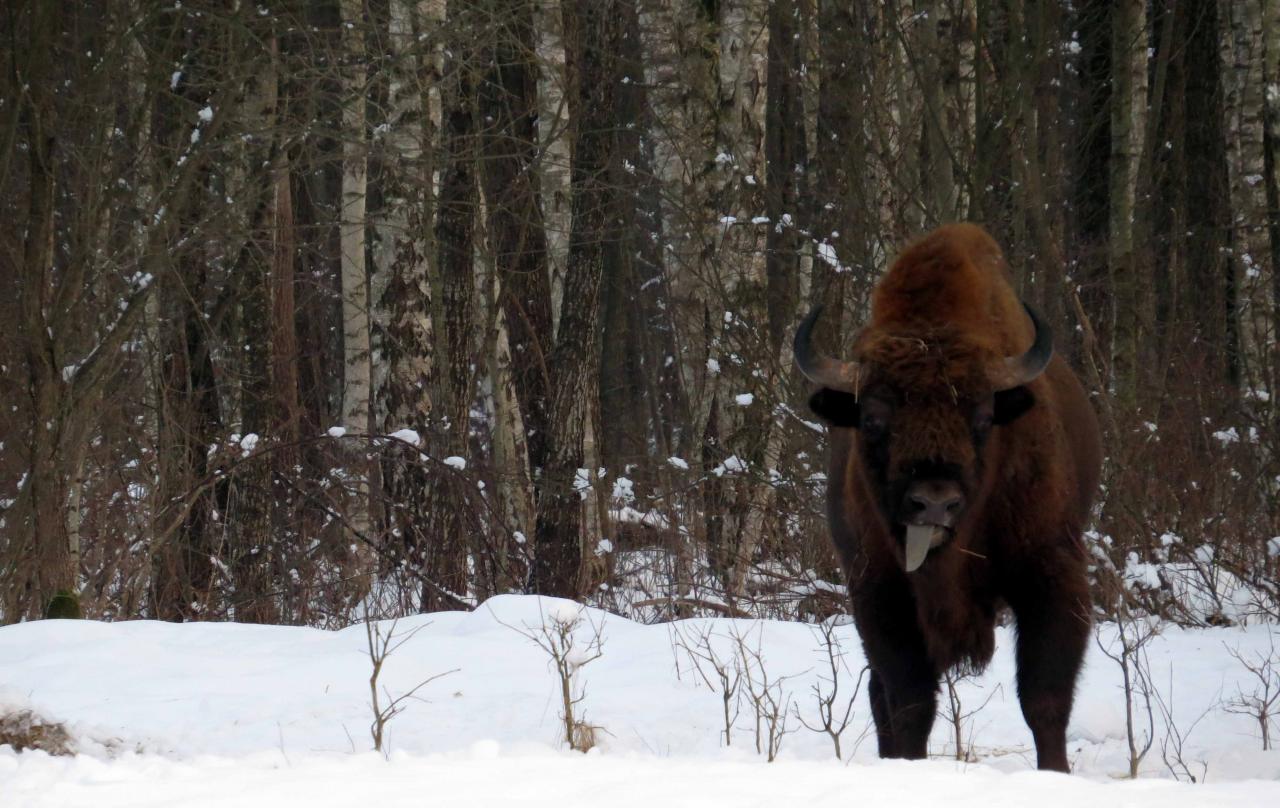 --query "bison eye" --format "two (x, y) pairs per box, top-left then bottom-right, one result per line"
(858, 398), (892, 441)
(971, 407), (994, 441)
(860, 411), (888, 441)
